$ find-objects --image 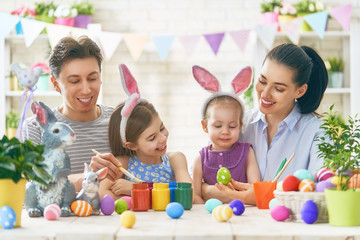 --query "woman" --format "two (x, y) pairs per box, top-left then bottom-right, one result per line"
(202, 43), (328, 204)
(22, 36), (118, 190)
